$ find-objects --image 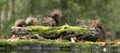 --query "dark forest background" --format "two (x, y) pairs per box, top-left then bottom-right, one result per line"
(0, 0), (120, 40)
